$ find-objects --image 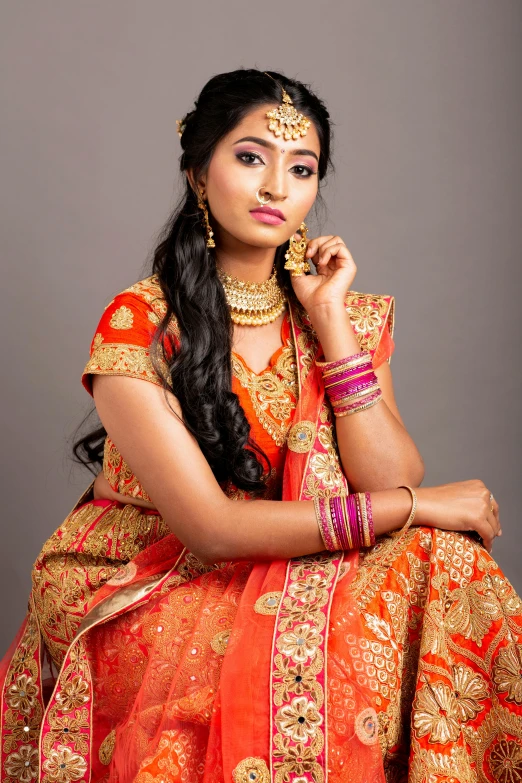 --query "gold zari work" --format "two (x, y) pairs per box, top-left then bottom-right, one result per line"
(109, 305), (134, 330)
(231, 334), (298, 447)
